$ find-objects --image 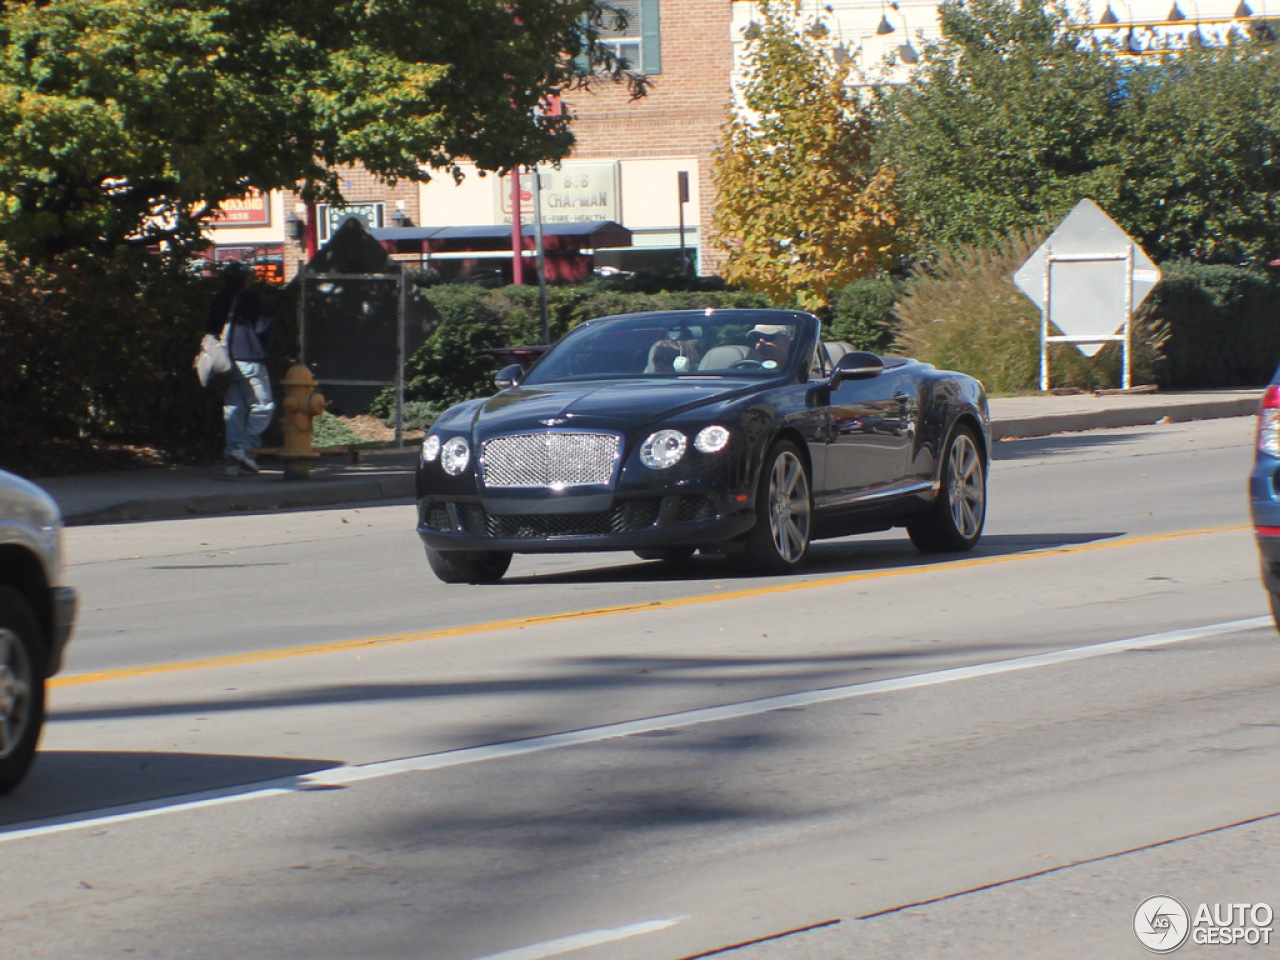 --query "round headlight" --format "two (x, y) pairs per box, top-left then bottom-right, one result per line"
(640, 429), (687, 470)
(694, 425), (730, 454)
(440, 436), (471, 475)
(422, 434), (441, 462)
